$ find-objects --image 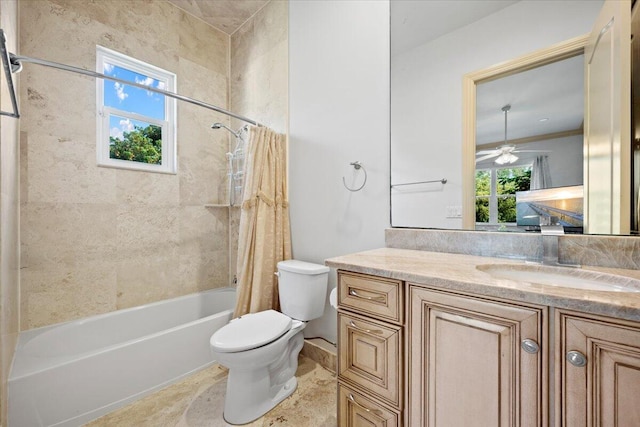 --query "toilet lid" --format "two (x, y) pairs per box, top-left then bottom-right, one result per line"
(210, 310), (292, 353)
